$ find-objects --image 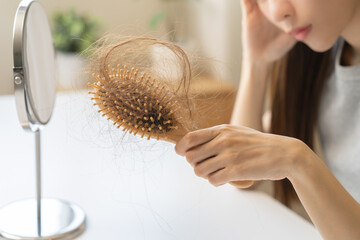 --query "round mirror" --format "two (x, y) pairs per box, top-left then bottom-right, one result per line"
(4, 1), (86, 239)
(13, 0), (56, 131)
